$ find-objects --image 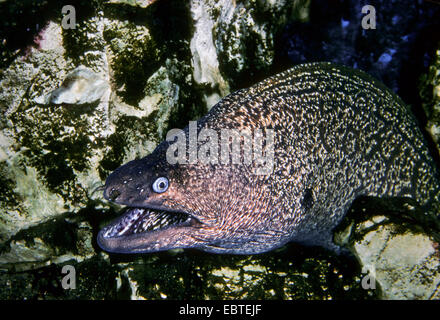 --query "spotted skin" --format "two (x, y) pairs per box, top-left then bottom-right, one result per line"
(98, 62), (440, 254)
